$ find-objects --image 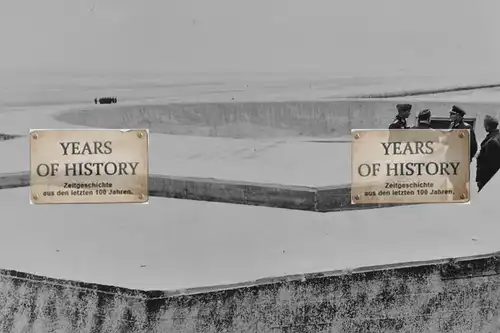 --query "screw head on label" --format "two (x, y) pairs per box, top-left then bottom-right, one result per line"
(137, 131), (144, 139)
(460, 193), (466, 199)
(354, 195), (360, 200)
(354, 133), (360, 139)
(32, 194), (39, 201)
(459, 132), (464, 138)
(138, 194), (145, 200)
(31, 133), (38, 140)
